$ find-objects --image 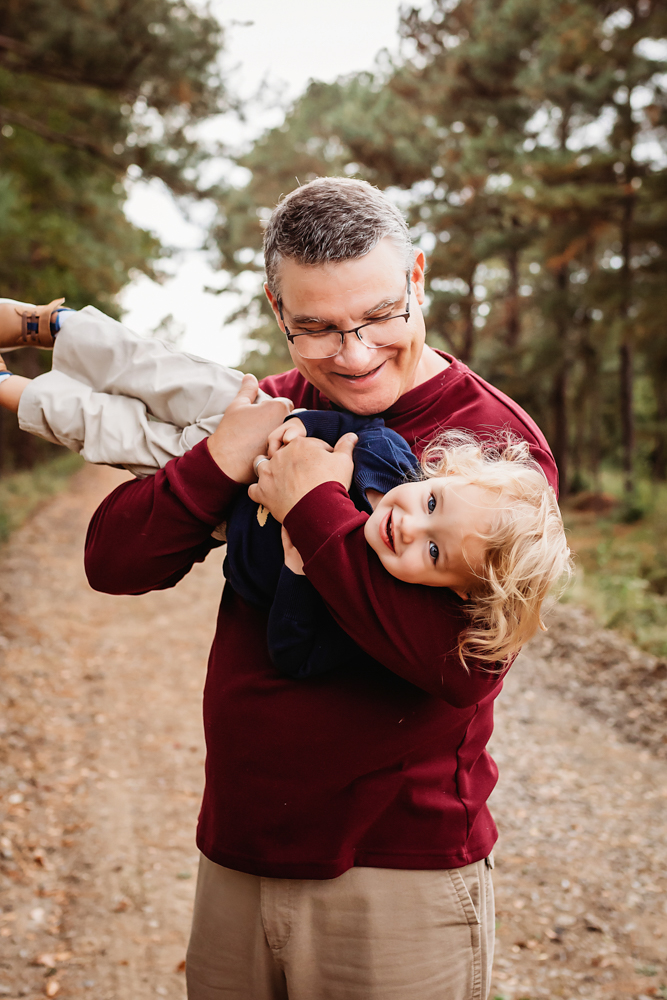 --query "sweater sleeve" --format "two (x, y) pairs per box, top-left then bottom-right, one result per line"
(85, 438), (242, 595)
(267, 567), (363, 679)
(283, 482), (505, 707)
